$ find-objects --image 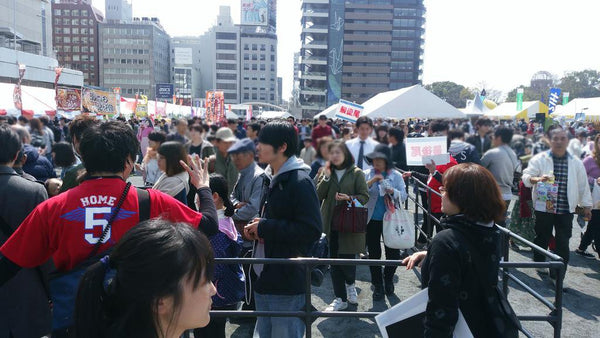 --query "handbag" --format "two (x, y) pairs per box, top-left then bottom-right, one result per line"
(382, 204), (415, 250)
(49, 184), (150, 331)
(332, 200), (368, 233)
